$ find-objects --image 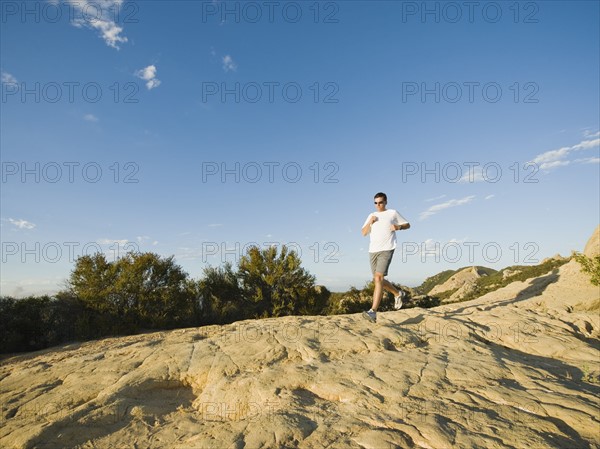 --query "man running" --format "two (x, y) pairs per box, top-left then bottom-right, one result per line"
(361, 192), (410, 323)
